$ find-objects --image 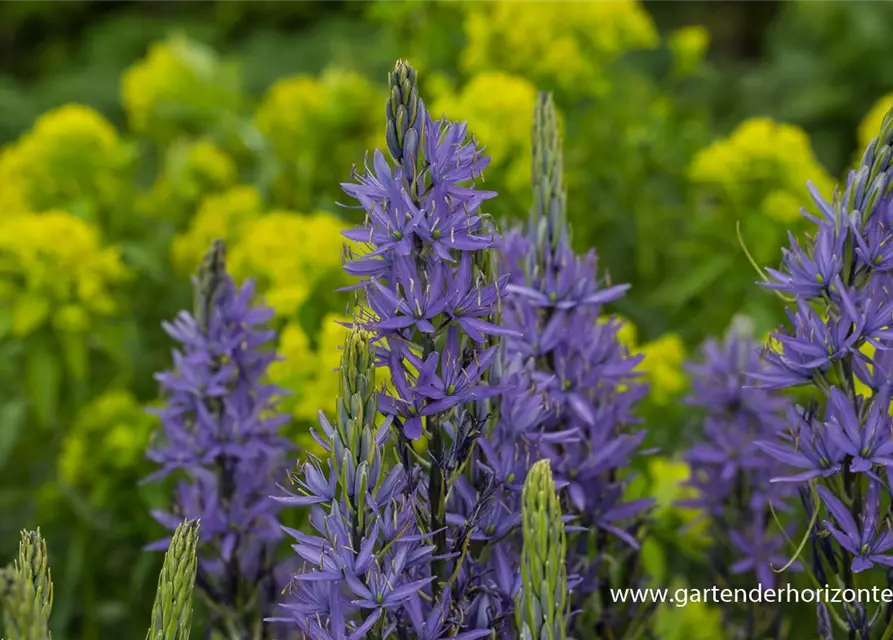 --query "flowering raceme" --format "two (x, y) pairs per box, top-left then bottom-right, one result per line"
(144, 239), (292, 639)
(753, 99), (893, 637)
(276, 58), (521, 638)
(680, 320), (797, 638)
(501, 92), (652, 638)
